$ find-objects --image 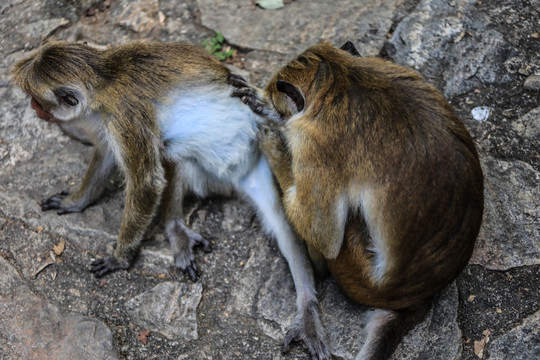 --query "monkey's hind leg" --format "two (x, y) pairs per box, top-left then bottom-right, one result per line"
(163, 163), (211, 282)
(238, 156), (331, 360)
